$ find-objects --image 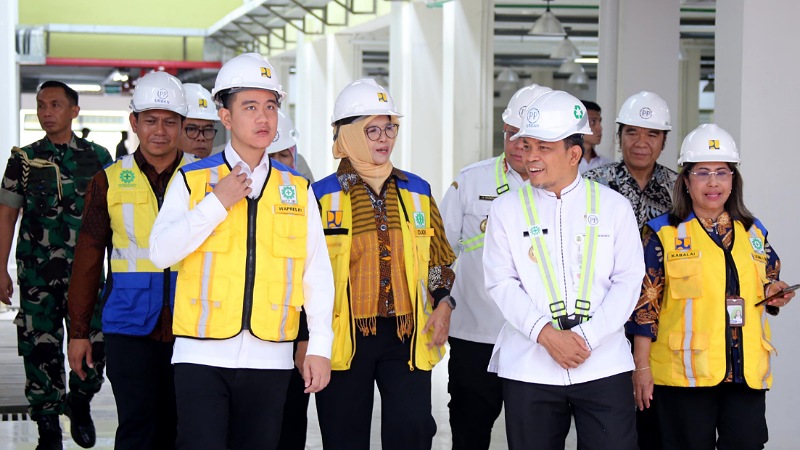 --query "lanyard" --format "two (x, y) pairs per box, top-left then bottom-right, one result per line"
(519, 179), (600, 327)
